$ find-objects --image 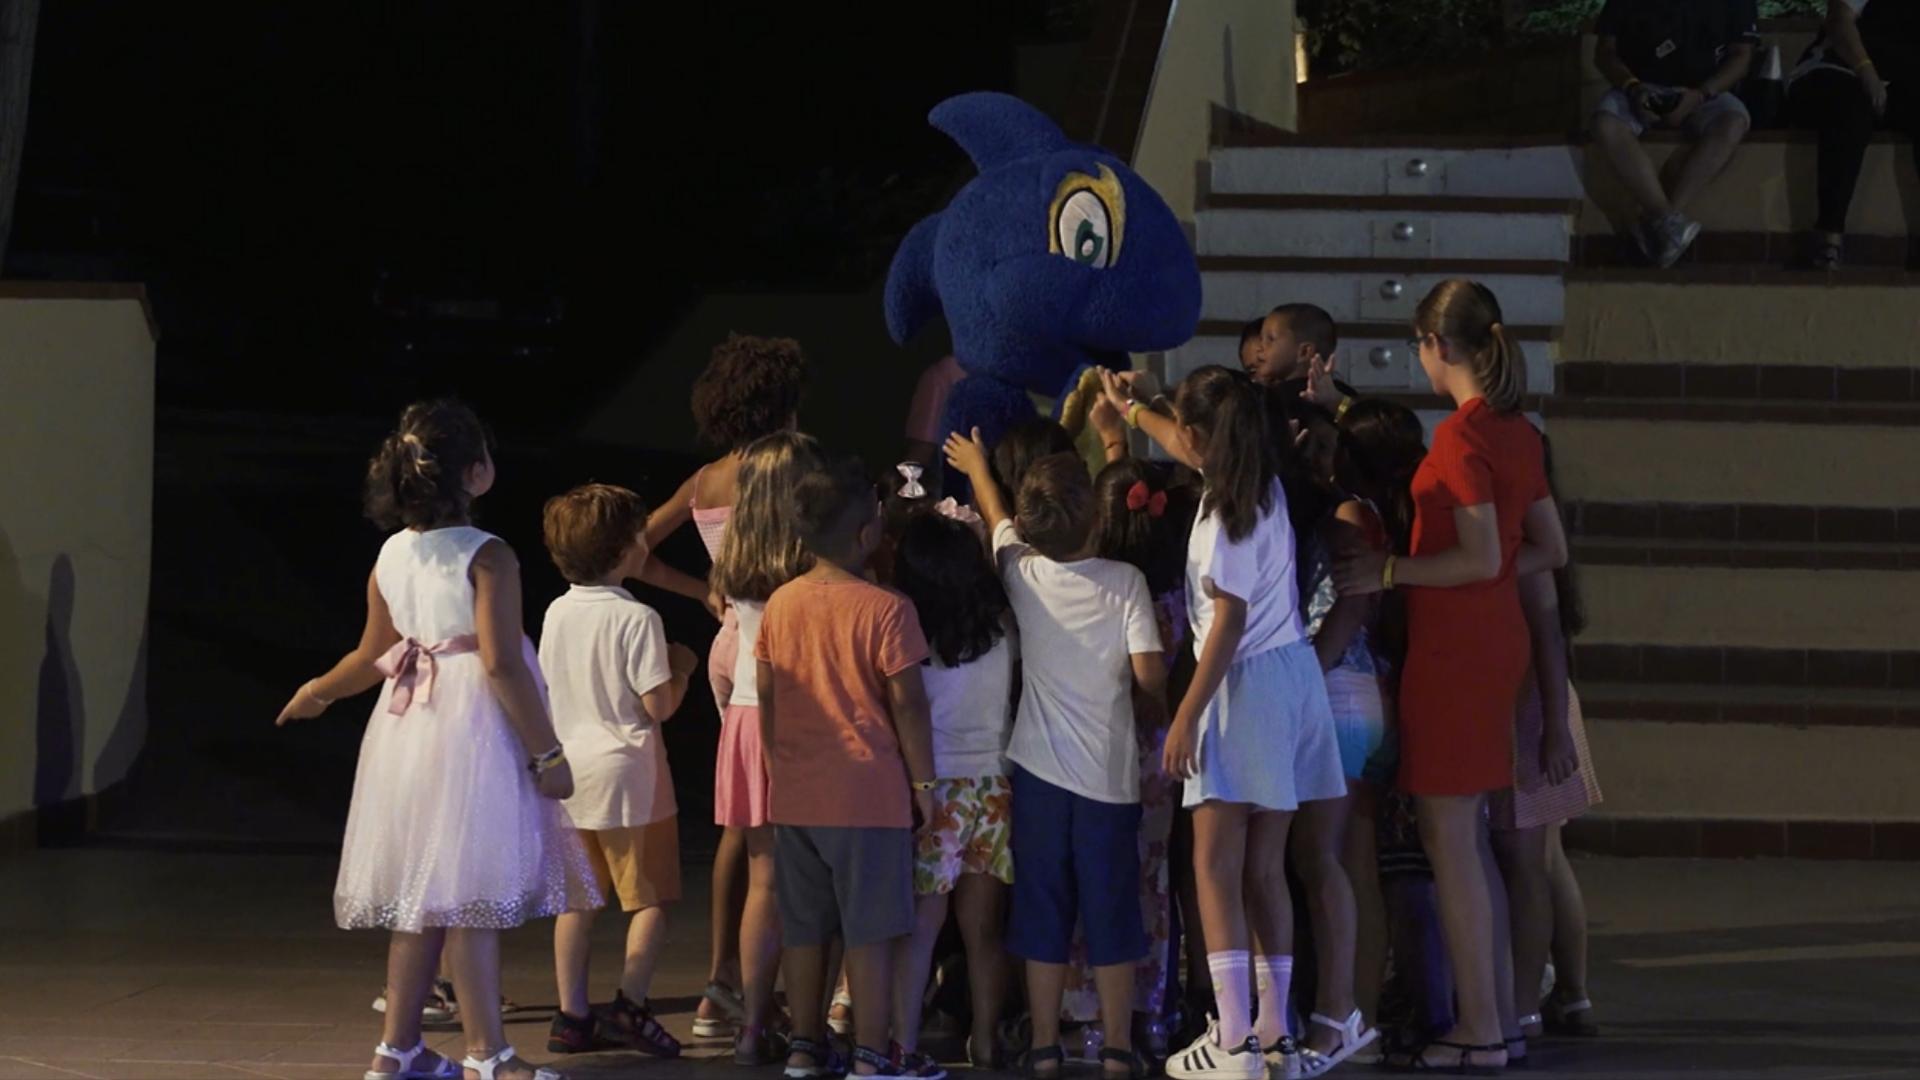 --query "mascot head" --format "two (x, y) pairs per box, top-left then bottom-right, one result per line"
(885, 92), (1201, 409)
